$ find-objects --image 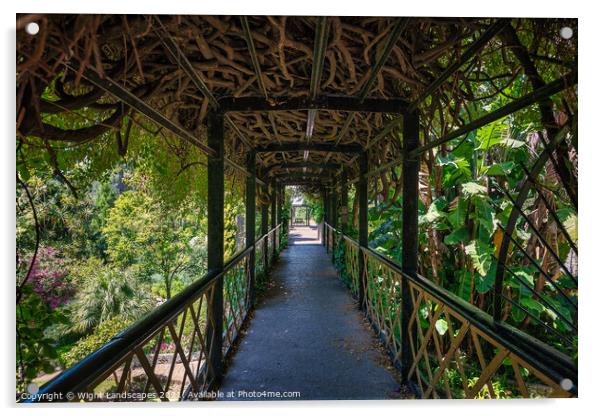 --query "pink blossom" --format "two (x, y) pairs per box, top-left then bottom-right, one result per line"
(26, 247), (74, 310)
